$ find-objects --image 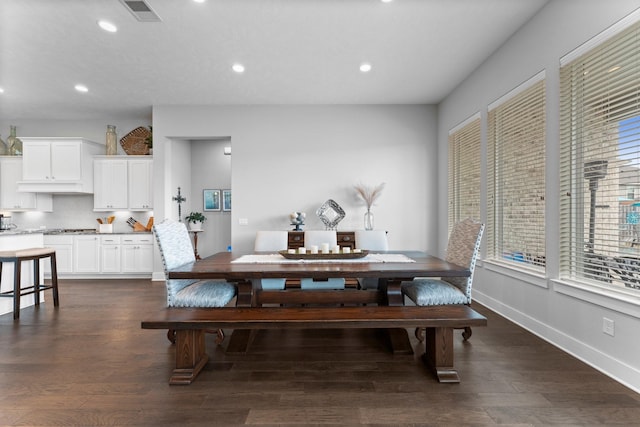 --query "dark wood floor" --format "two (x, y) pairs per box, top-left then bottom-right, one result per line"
(0, 279), (638, 426)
